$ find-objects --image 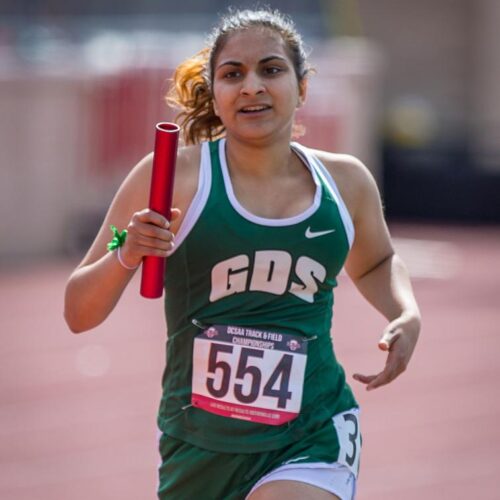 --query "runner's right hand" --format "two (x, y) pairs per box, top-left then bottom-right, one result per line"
(119, 208), (180, 268)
